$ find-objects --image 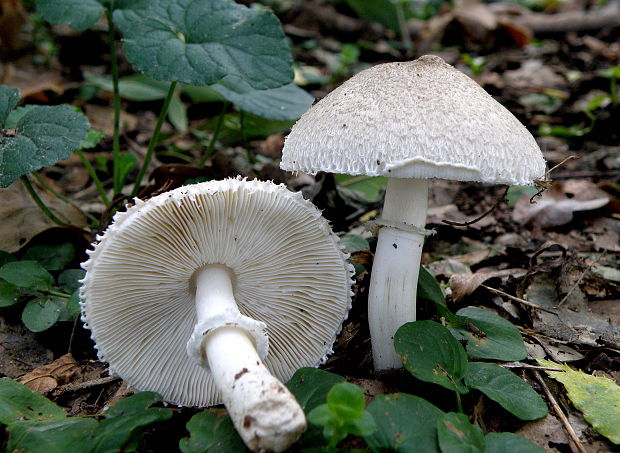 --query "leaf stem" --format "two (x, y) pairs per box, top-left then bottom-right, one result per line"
(106, 8), (123, 195)
(198, 101), (229, 168)
(455, 392), (463, 413)
(75, 149), (111, 206)
(47, 290), (71, 299)
(20, 176), (69, 227)
(131, 81), (177, 197)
